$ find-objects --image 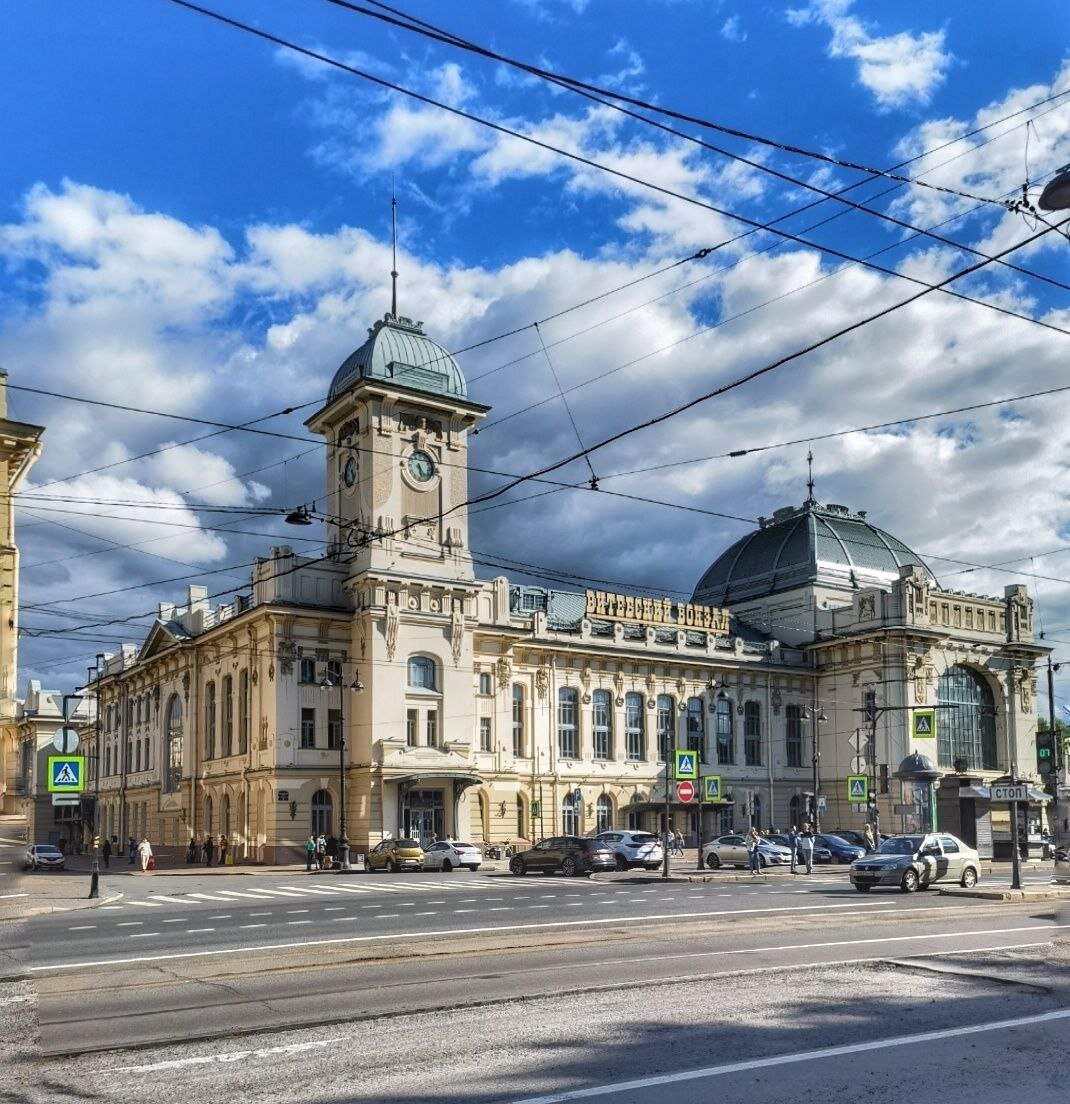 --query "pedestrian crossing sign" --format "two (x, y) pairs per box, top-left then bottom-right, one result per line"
(703, 775), (723, 802)
(674, 750), (698, 780)
(912, 709), (936, 740)
(846, 775), (868, 802)
(47, 755), (85, 793)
